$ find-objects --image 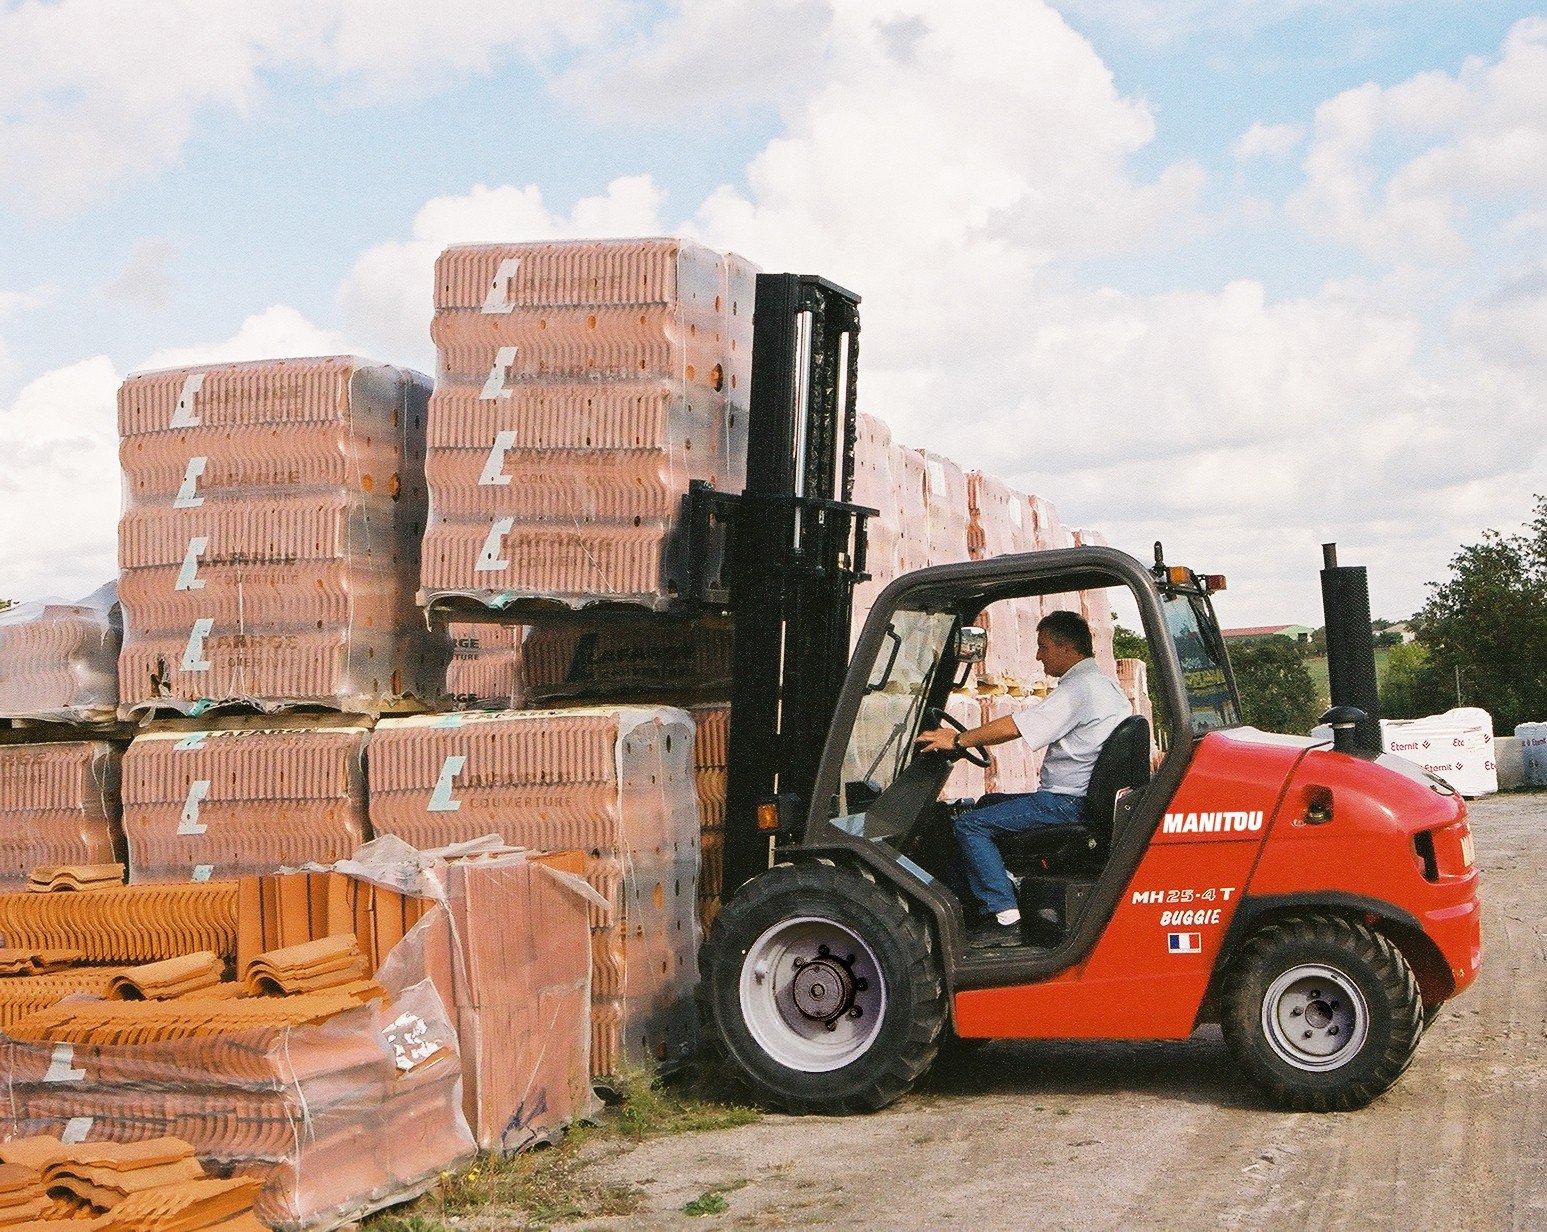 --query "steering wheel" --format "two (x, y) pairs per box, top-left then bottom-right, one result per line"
(924, 706), (991, 768)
